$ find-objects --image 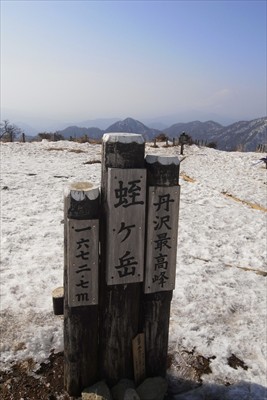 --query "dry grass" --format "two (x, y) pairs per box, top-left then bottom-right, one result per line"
(225, 263), (267, 277)
(68, 149), (86, 153)
(180, 173), (196, 183)
(83, 160), (101, 165)
(45, 147), (65, 151)
(222, 191), (267, 212)
(45, 148), (86, 153)
(191, 256), (267, 277)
